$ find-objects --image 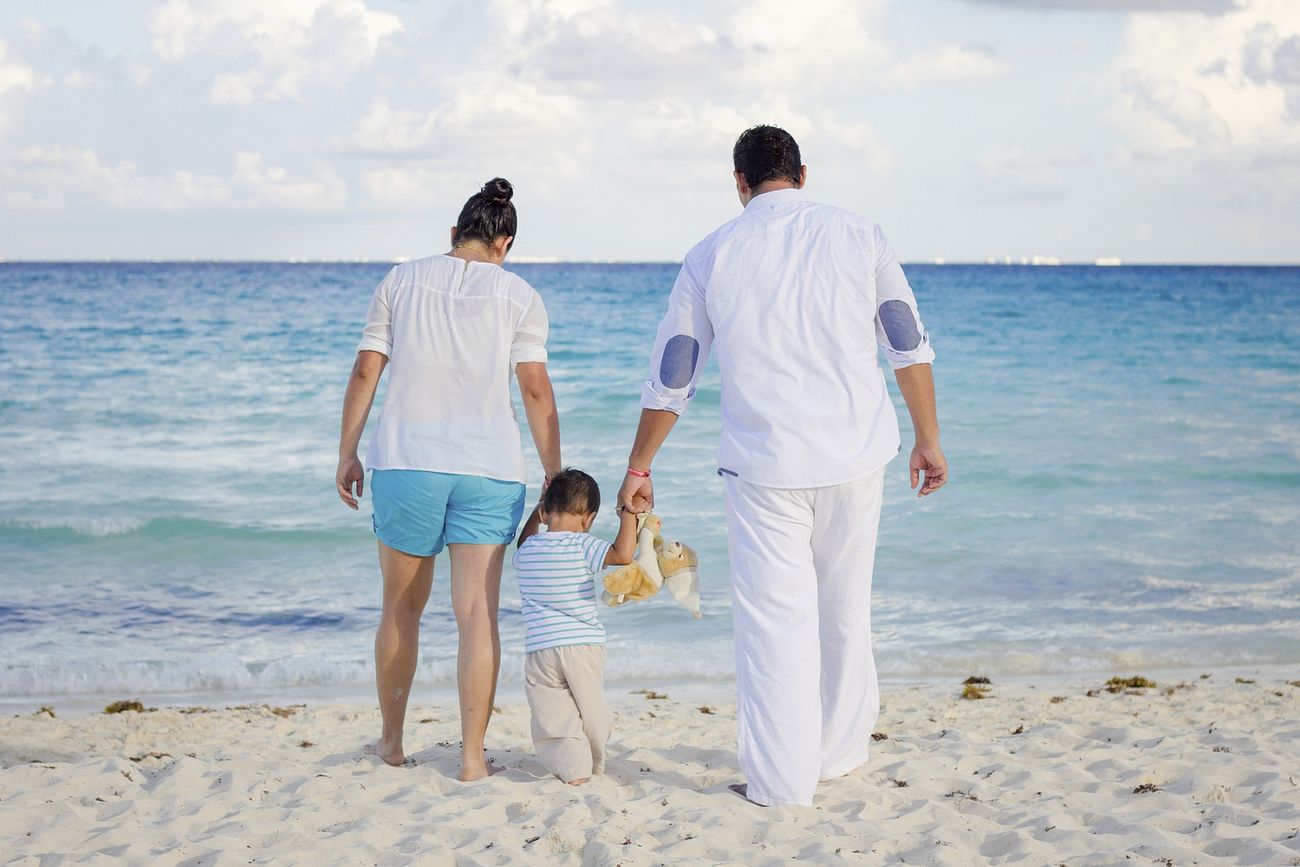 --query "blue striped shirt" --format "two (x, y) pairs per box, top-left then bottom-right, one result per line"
(513, 531), (611, 653)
